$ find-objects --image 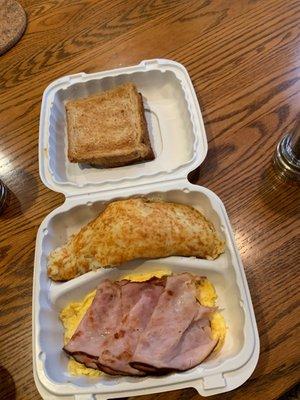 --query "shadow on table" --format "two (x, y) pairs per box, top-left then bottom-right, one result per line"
(186, 104), (236, 187)
(242, 270), (270, 381)
(188, 143), (236, 186)
(187, 137), (217, 186)
(279, 384), (300, 400)
(121, 387), (198, 400)
(0, 168), (39, 220)
(0, 365), (16, 399)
